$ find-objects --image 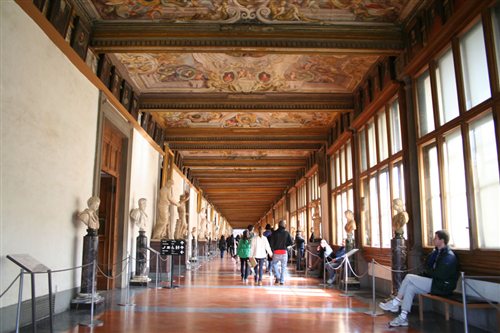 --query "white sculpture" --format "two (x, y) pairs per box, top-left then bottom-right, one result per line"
(130, 198), (148, 231)
(78, 196), (100, 230)
(174, 192), (189, 239)
(152, 180), (177, 239)
(198, 208), (208, 241)
(344, 209), (356, 240)
(392, 198), (409, 239)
